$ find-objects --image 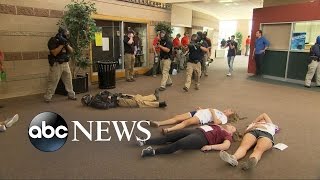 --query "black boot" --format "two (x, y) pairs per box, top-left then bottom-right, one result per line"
(159, 101), (167, 108)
